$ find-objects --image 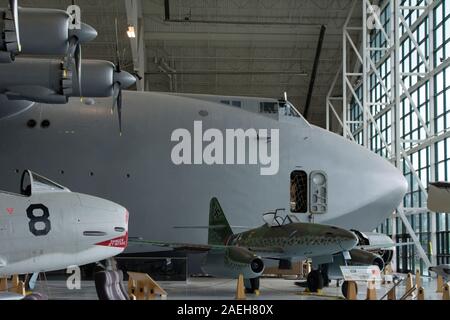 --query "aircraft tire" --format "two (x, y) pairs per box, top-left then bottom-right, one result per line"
(244, 277), (260, 294)
(320, 266), (330, 287)
(307, 270), (324, 293)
